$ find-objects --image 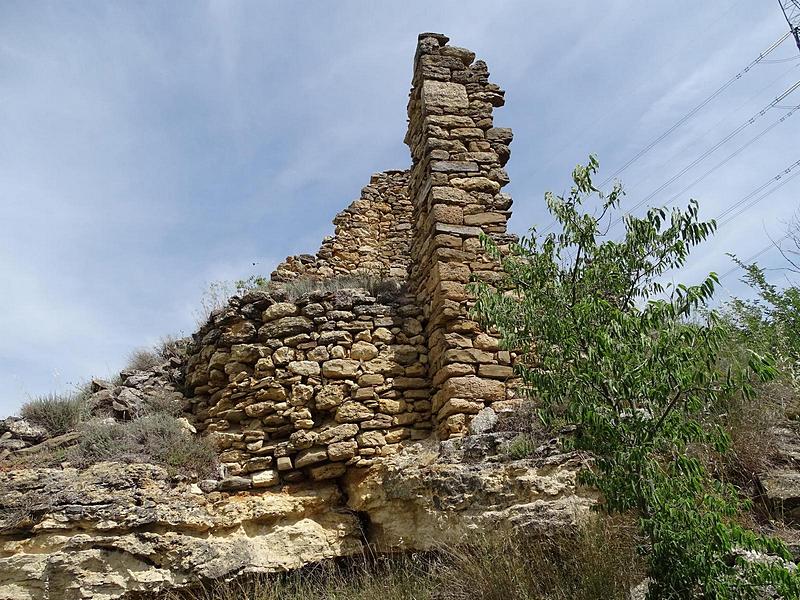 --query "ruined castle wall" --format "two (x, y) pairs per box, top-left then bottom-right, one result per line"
(271, 170), (412, 282)
(185, 287), (430, 487)
(405, 33), (519, 438)
(183, 34), (524, 488)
